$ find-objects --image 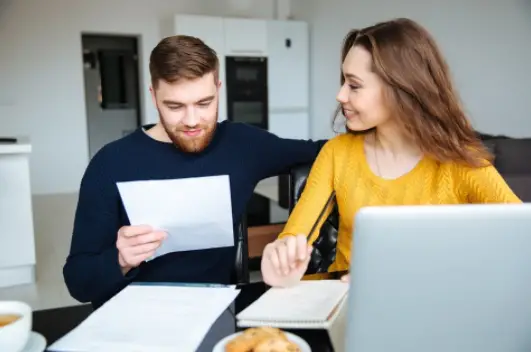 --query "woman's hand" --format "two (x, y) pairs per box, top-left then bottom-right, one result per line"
(340, 273), (350, 283)
(261, 234), (312, 287)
